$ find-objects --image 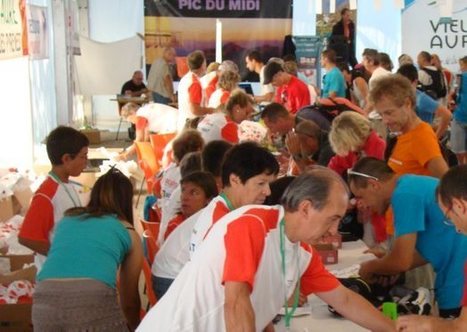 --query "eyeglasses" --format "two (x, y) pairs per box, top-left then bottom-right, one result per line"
(347, 169), (379, 181)
(442, 207), (454, 227)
